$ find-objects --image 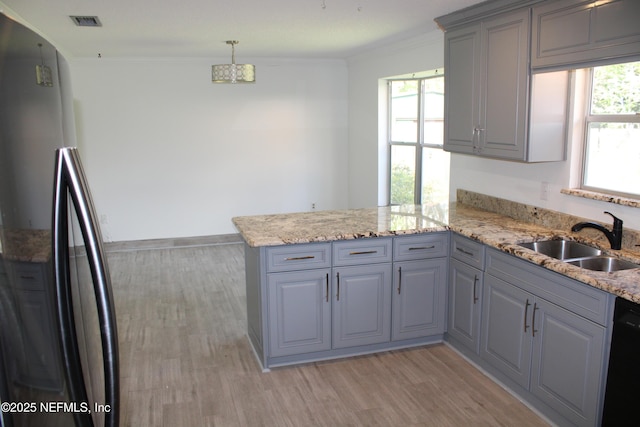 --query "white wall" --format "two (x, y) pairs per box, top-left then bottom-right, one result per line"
(70, 57), (349, 241)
